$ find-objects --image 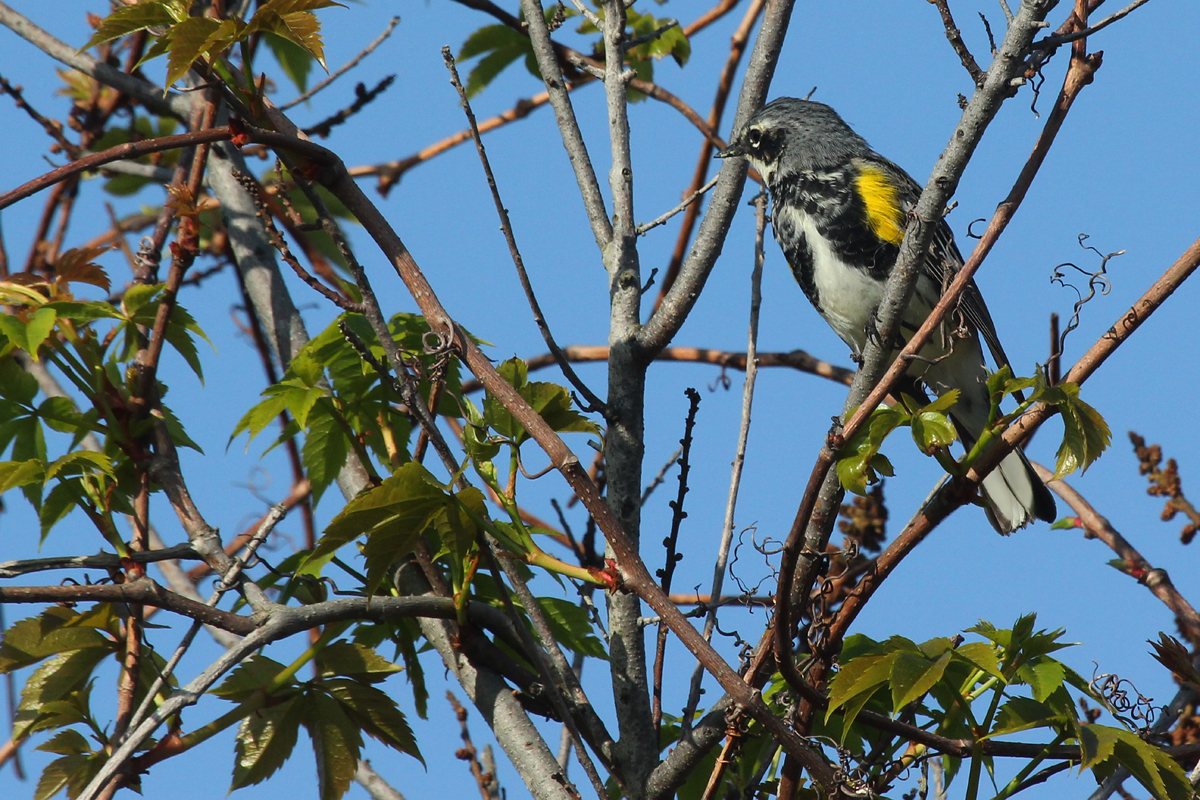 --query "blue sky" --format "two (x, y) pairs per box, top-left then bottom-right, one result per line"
(1, 1), (1198, 798)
